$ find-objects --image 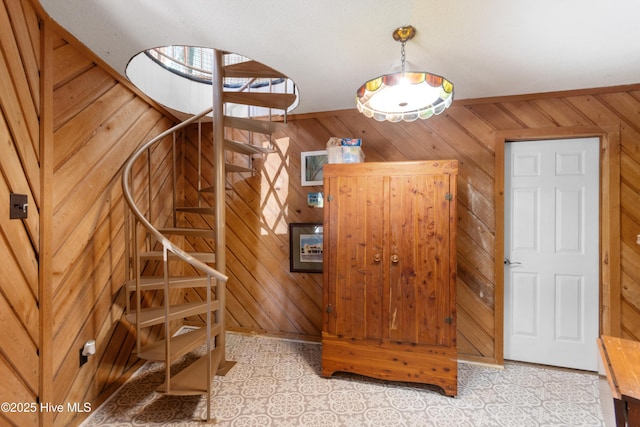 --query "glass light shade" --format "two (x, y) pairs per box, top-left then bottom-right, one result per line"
(356, 71), (454, 122)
